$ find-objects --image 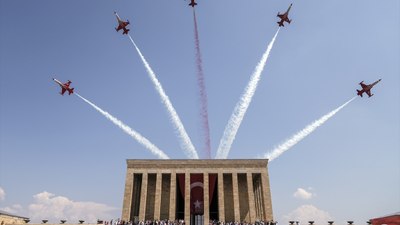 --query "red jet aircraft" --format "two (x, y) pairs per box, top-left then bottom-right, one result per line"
(114, 11), (130, 35)
(277, 3), (293, 27)
(188, 0), (197, 7)
(53, 78), (74, 95)
(357, 79), (382, 97)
